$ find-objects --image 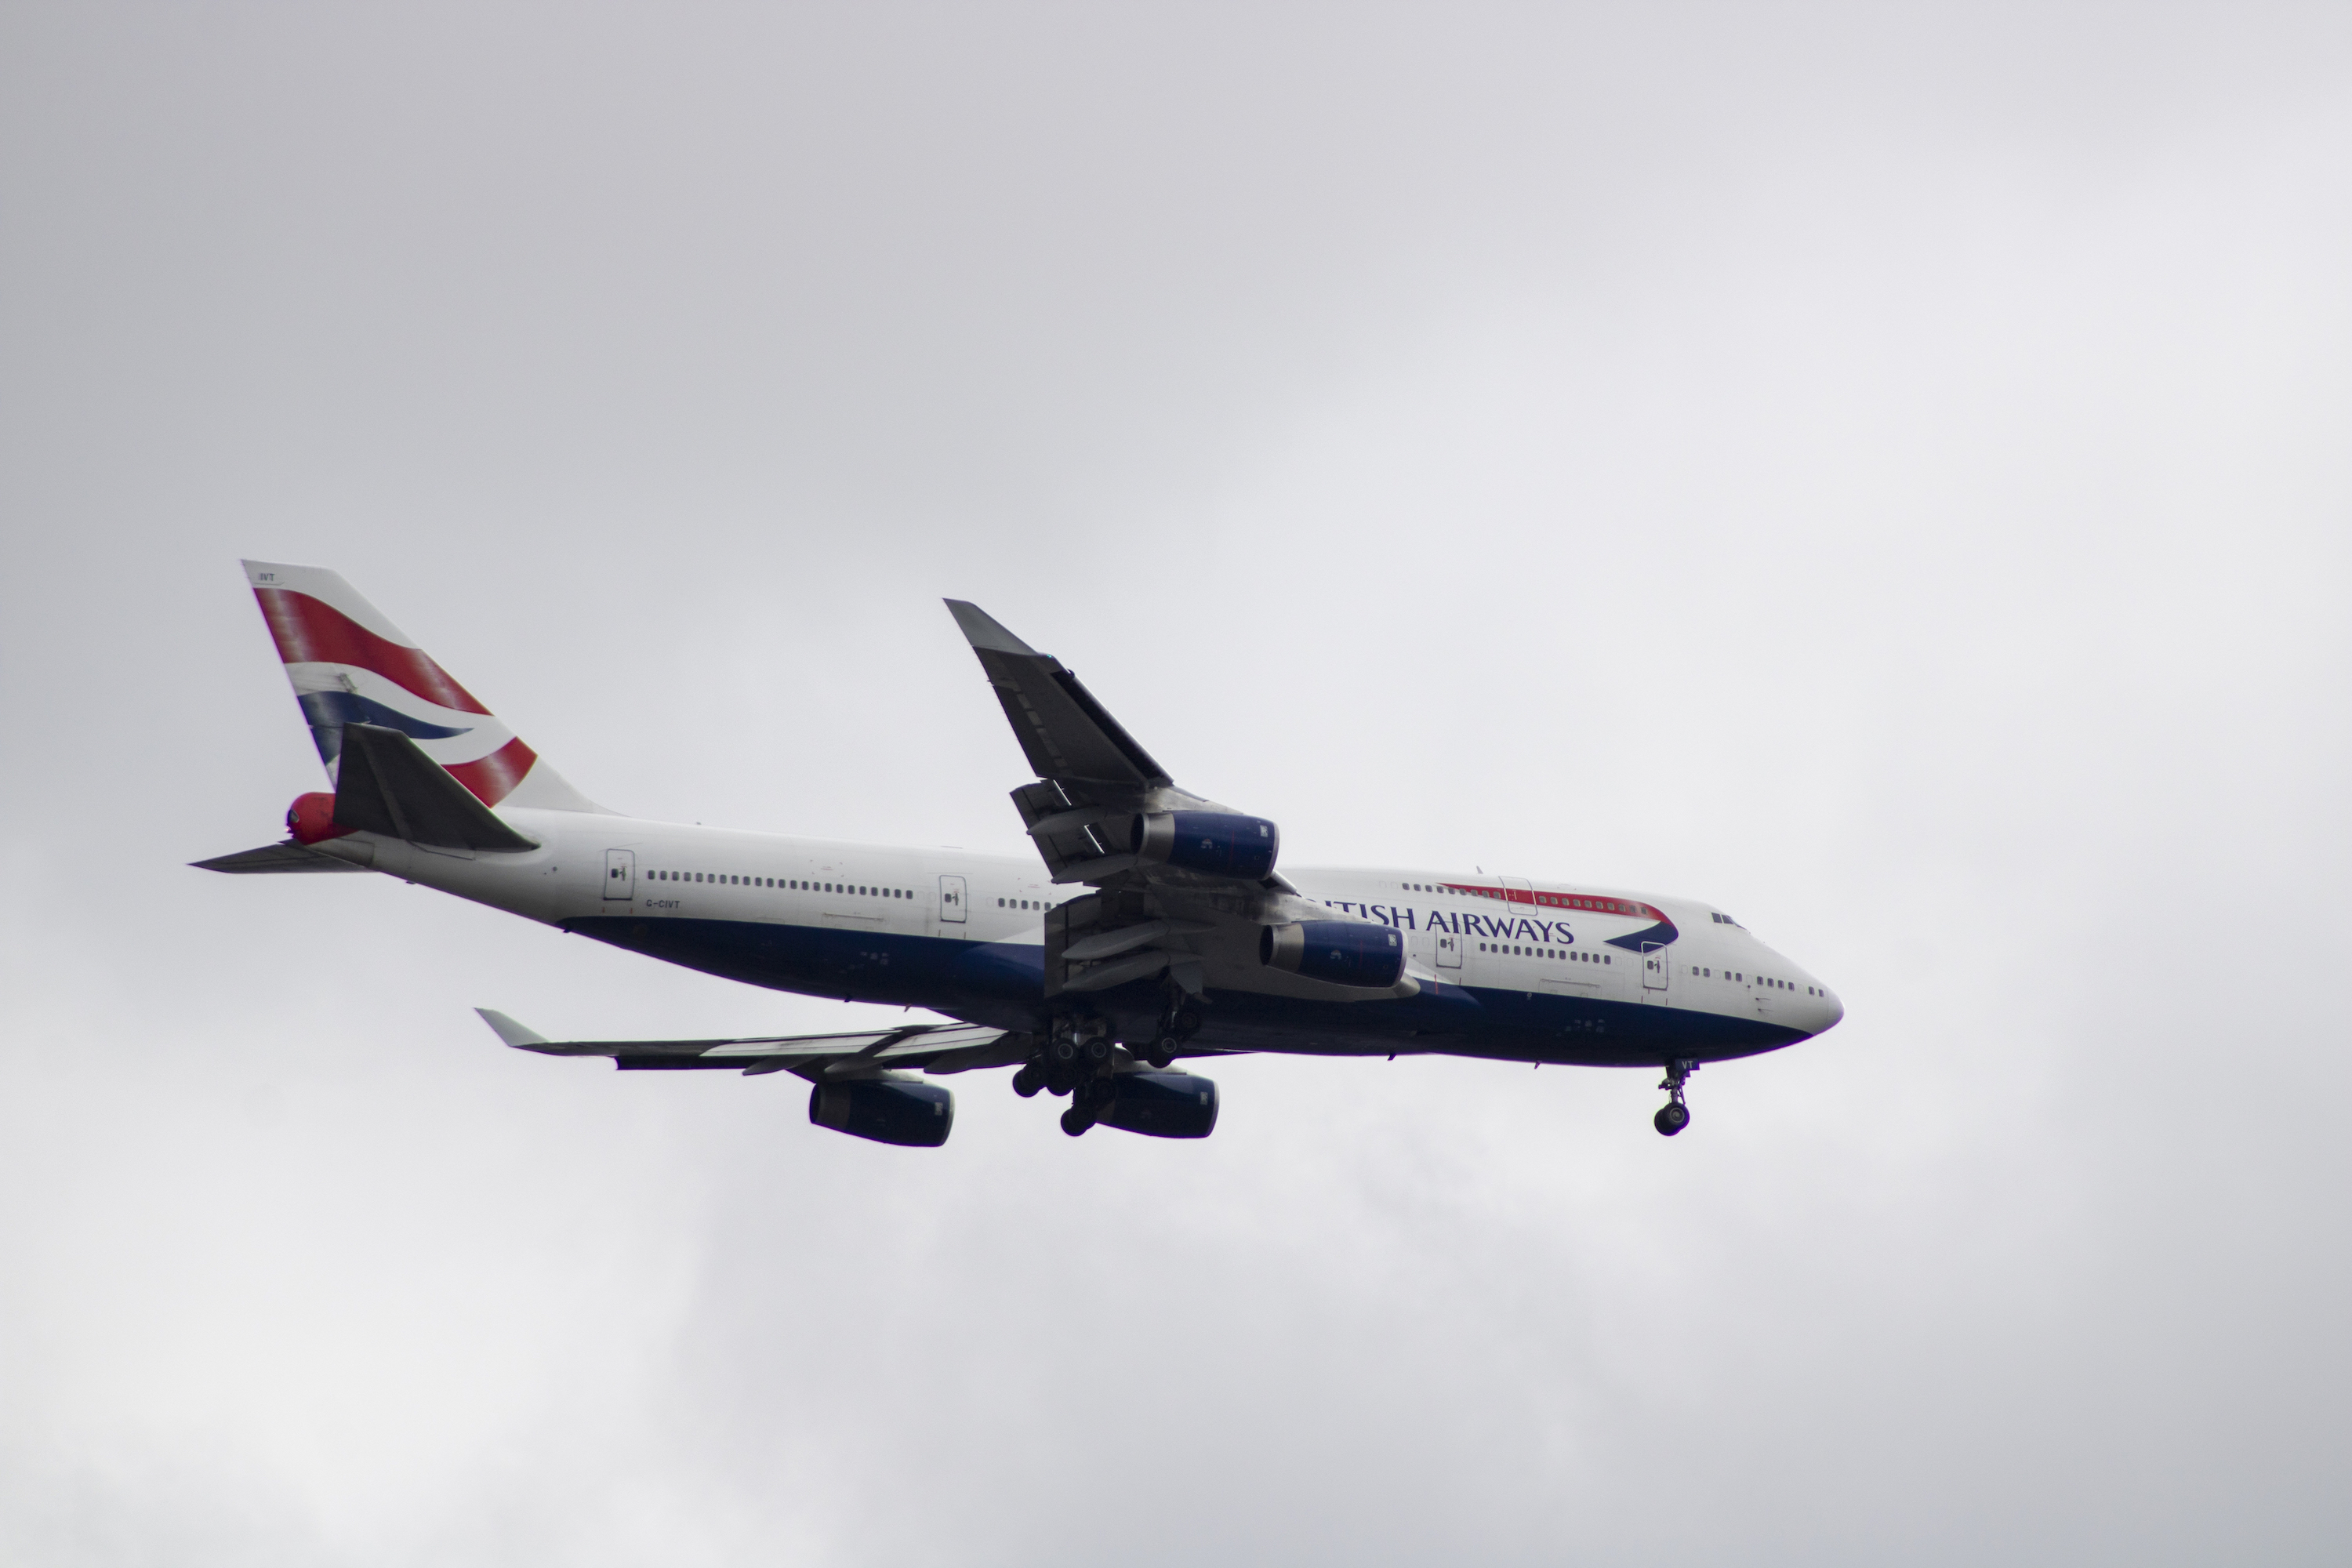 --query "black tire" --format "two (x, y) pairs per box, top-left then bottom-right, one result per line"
(1060, 1105), (1093, 1137)
(1145, 1046), (1174, 1070)
(1083, 1037), (1110, 1063)
(1049, 1038), (1076, 1065)
(1011, 1063), (1044, 1098)
(1654, 1102), (1690, 1137)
